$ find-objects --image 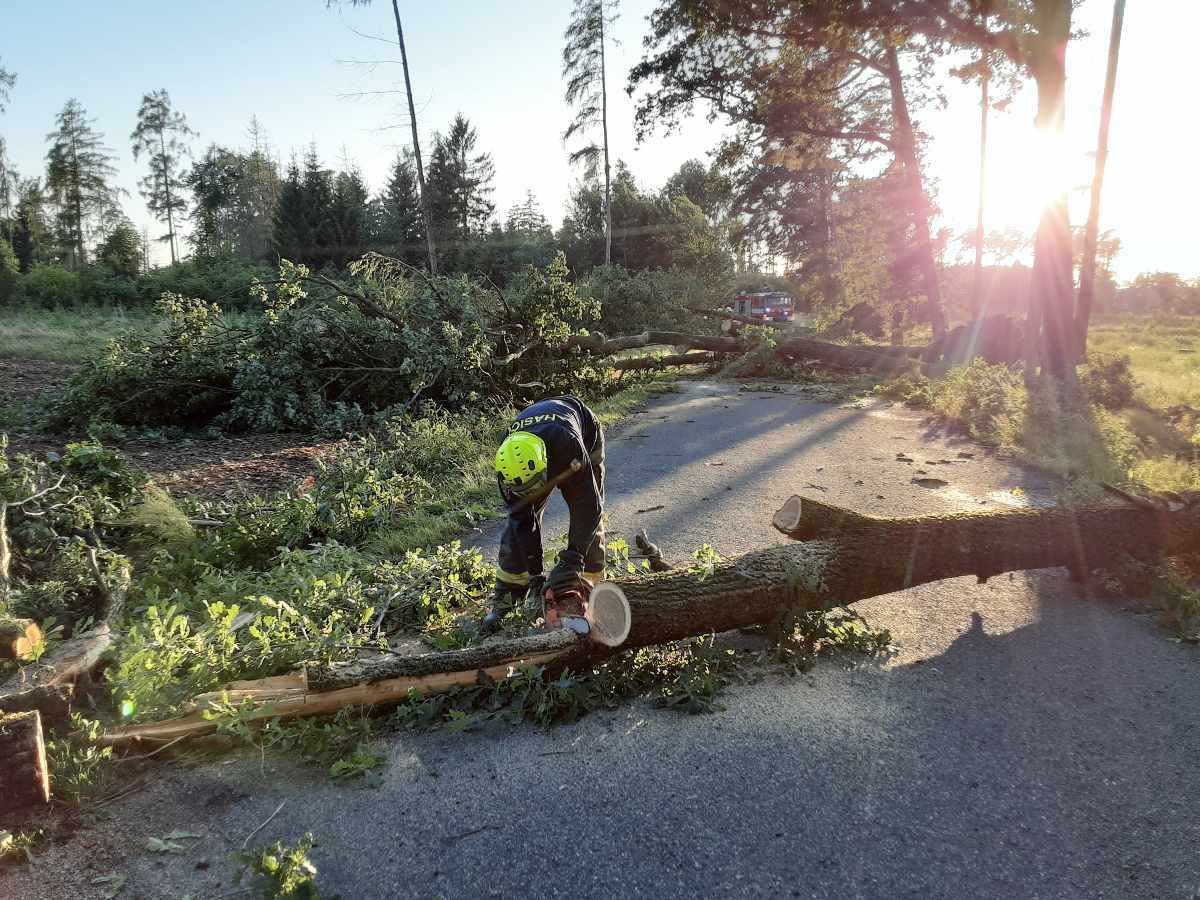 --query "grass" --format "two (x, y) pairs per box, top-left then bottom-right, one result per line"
(0, 305), (161, 361)
(1089, 313), (1200, 409)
